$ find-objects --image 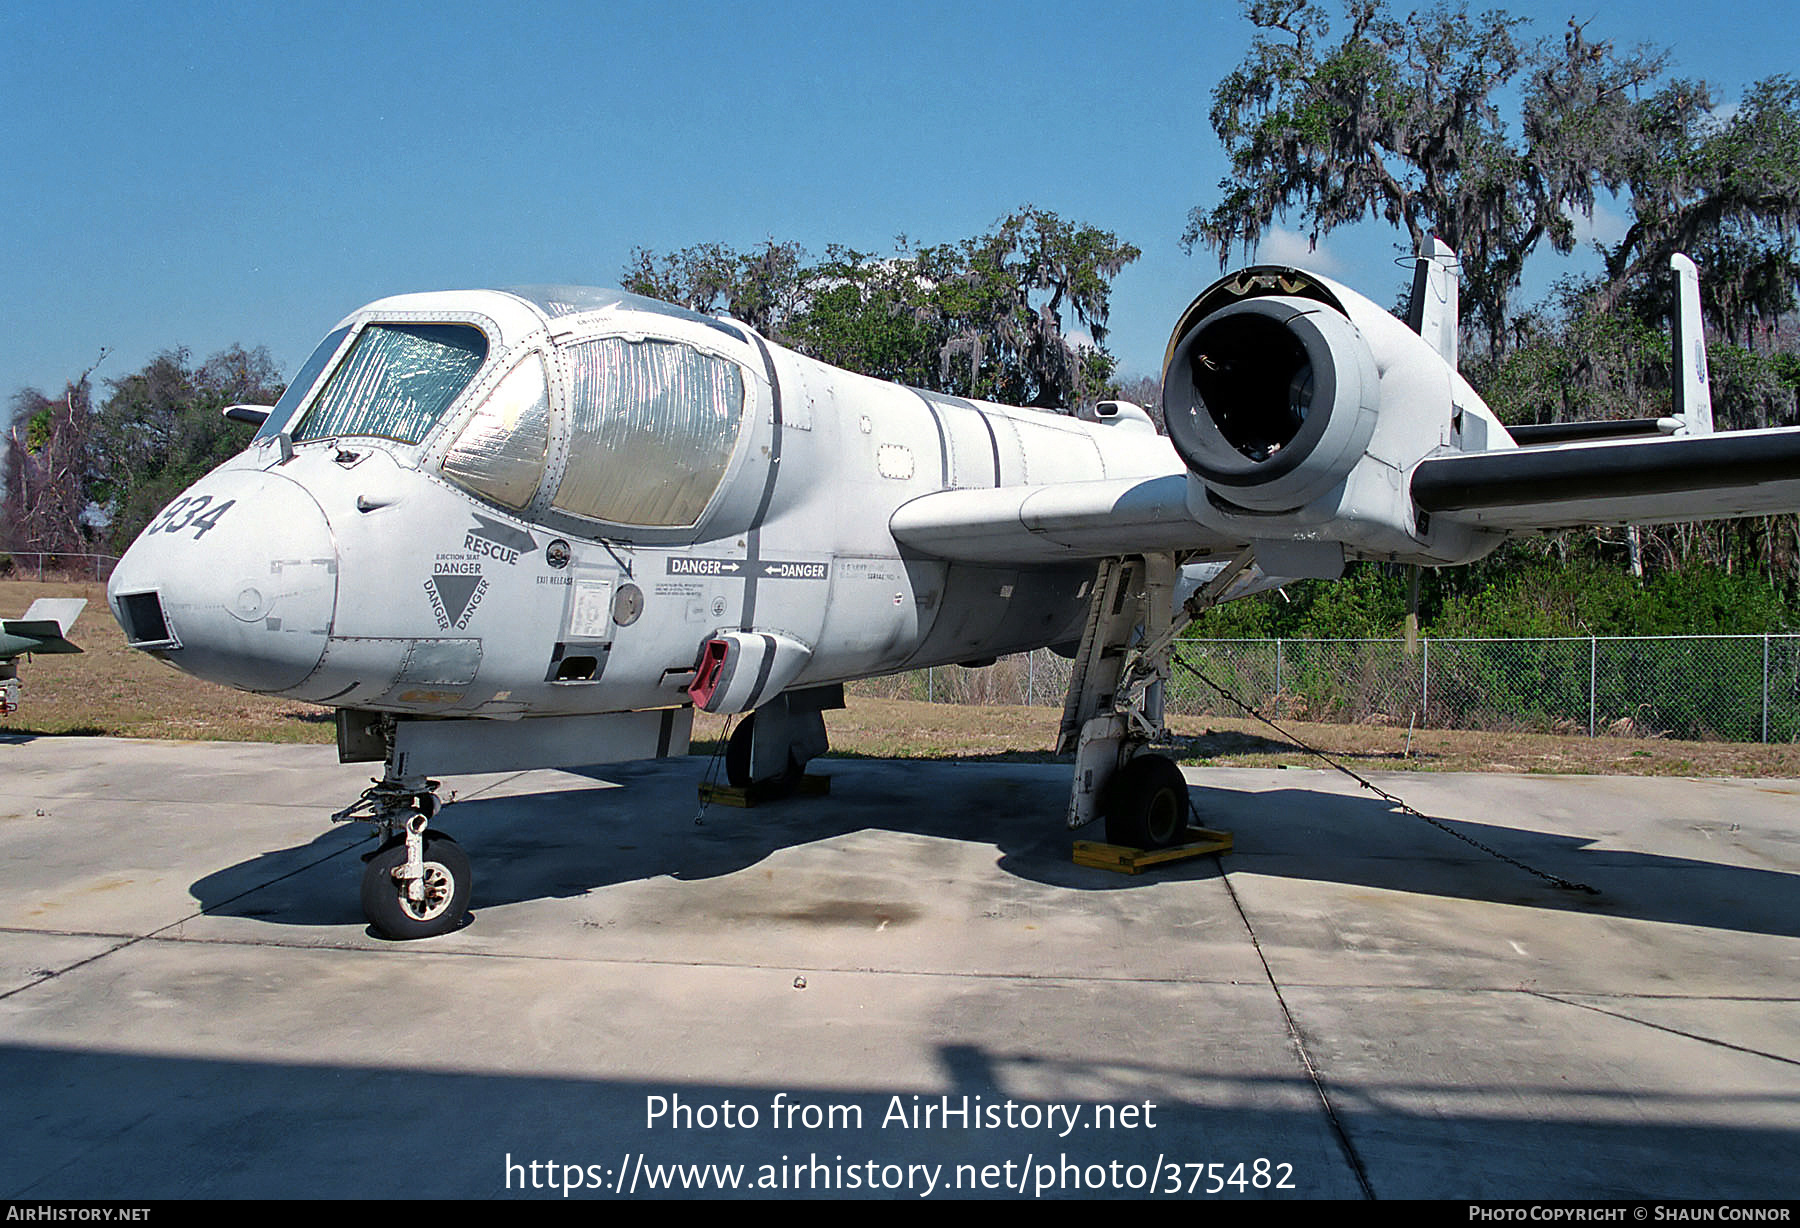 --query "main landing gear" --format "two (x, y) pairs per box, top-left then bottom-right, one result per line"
(333, 768), (468, 939)
(725, 715), (803, 793)
(1059, 549), (1255, 849)
(722, 688), (837, 794)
